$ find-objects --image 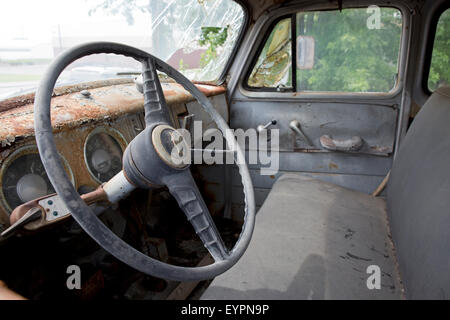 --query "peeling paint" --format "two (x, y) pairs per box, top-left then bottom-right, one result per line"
(0, 81), (225, 146)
